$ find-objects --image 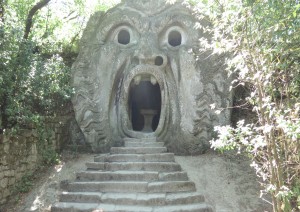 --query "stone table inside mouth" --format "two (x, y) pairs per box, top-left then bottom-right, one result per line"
(140, 109), (158, 132)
